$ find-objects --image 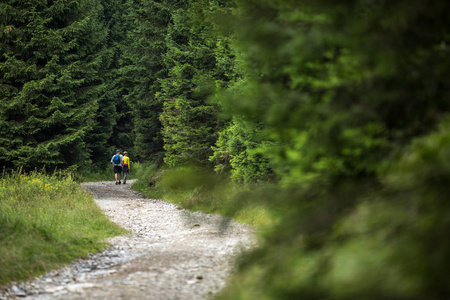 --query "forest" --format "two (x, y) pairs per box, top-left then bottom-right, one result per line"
(2, 0), (450, 298)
